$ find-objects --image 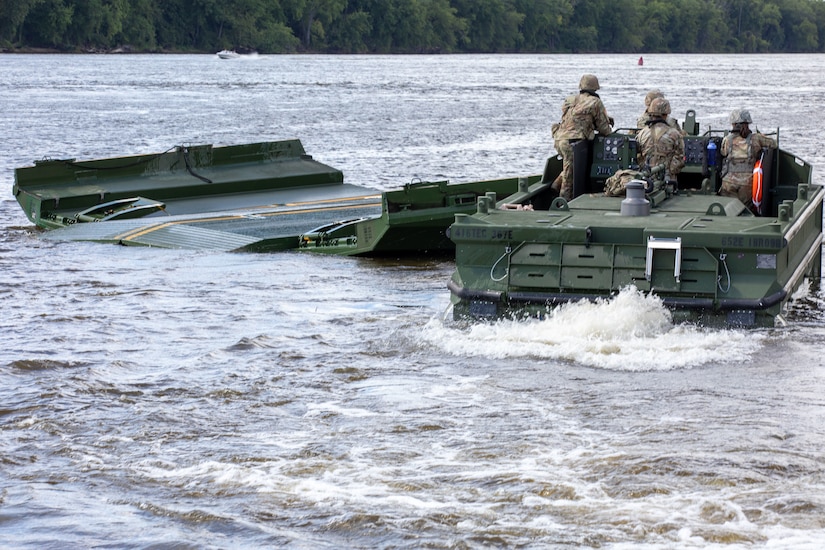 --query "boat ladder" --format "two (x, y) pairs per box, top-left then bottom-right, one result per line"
(645, 236), (683, 283)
